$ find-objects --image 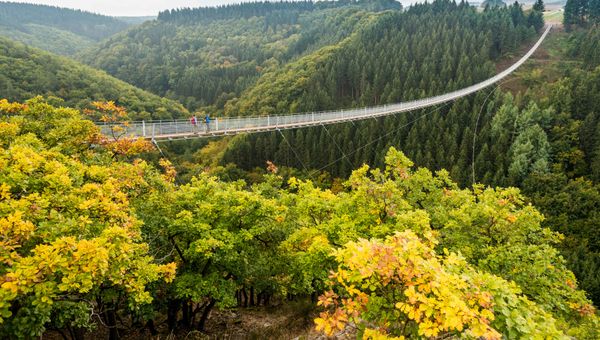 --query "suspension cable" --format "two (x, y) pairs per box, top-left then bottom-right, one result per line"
(277, 128), (309, 173)
(321, 122), (354, 170)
